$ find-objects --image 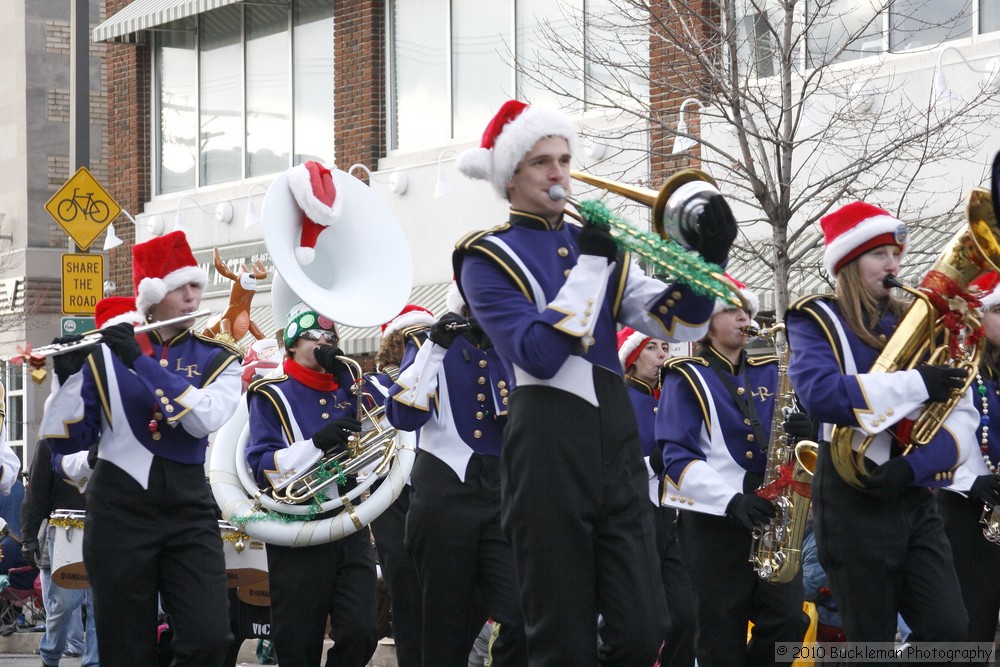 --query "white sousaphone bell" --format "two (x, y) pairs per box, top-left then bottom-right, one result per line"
(210, 163), (416, 547)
